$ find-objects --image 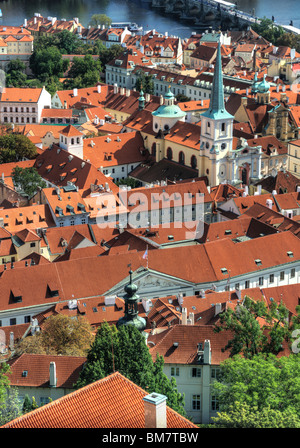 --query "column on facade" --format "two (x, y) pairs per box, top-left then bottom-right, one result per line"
(257, 147), (262, 178)
(231, 157), (236, 182)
